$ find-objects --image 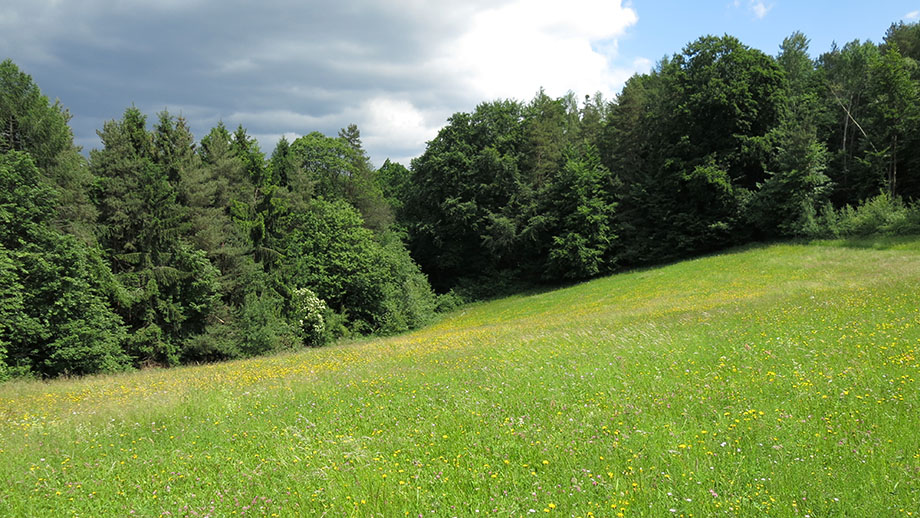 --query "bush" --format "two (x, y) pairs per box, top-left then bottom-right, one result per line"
(238, 289), (295, 356)
(820, 193), (920, 237)
(292, 287), (328, 347)
(375, 232), (437, 333)
(435, 290), (466, 313)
